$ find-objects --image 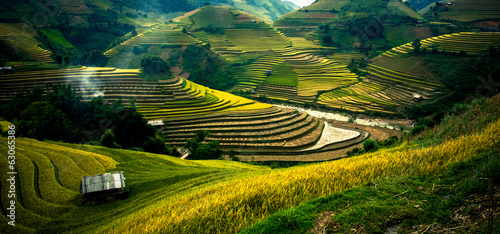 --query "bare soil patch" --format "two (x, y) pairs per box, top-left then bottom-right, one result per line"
(413, 26), (432, 39)
(309, 211), (340, 234)
(308, 13), (337, 19)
